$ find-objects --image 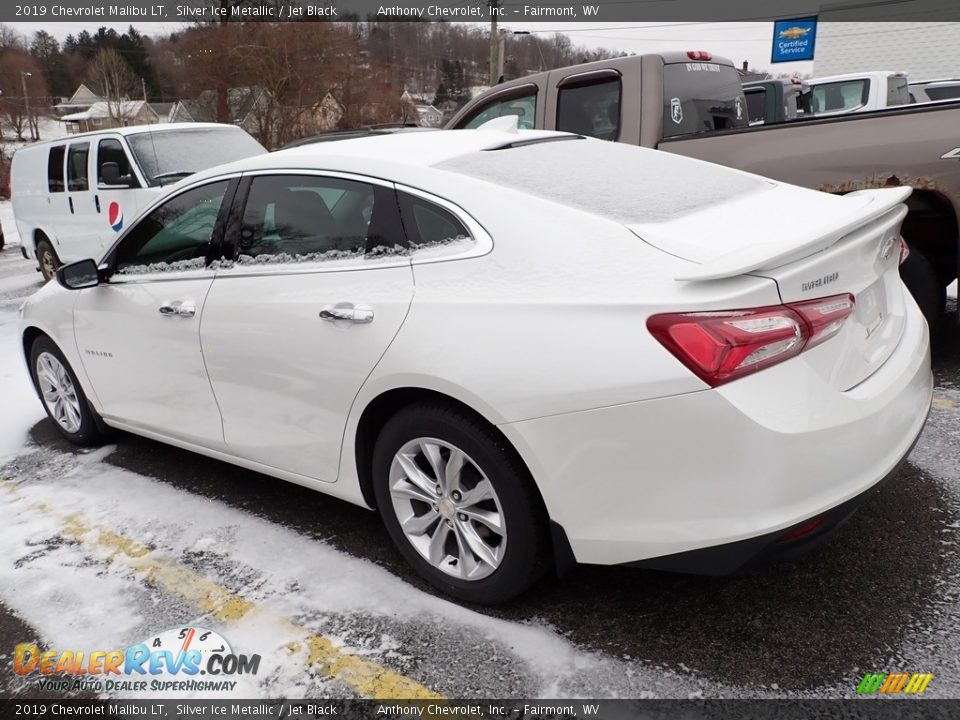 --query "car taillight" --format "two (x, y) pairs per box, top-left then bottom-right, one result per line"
(647, 294), (855, 387)
(898, 237), (910, 265)
(686, 50), (713, 61)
